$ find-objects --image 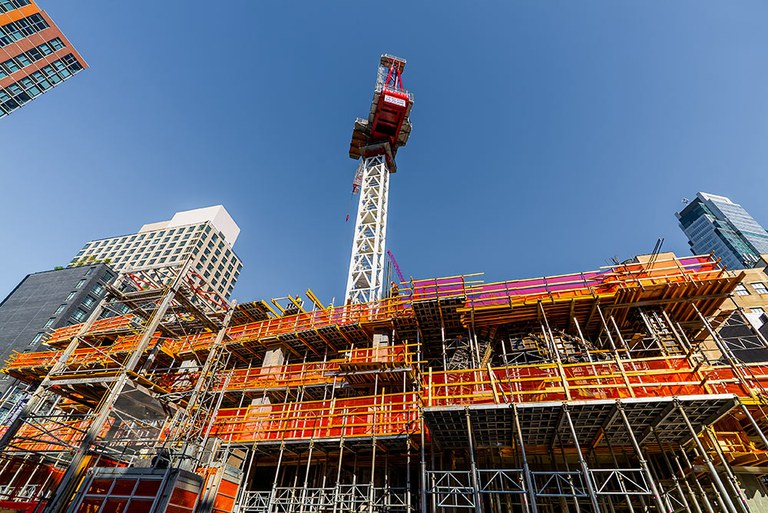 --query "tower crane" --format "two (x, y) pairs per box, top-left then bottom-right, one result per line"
(345, 54), (414, 304)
